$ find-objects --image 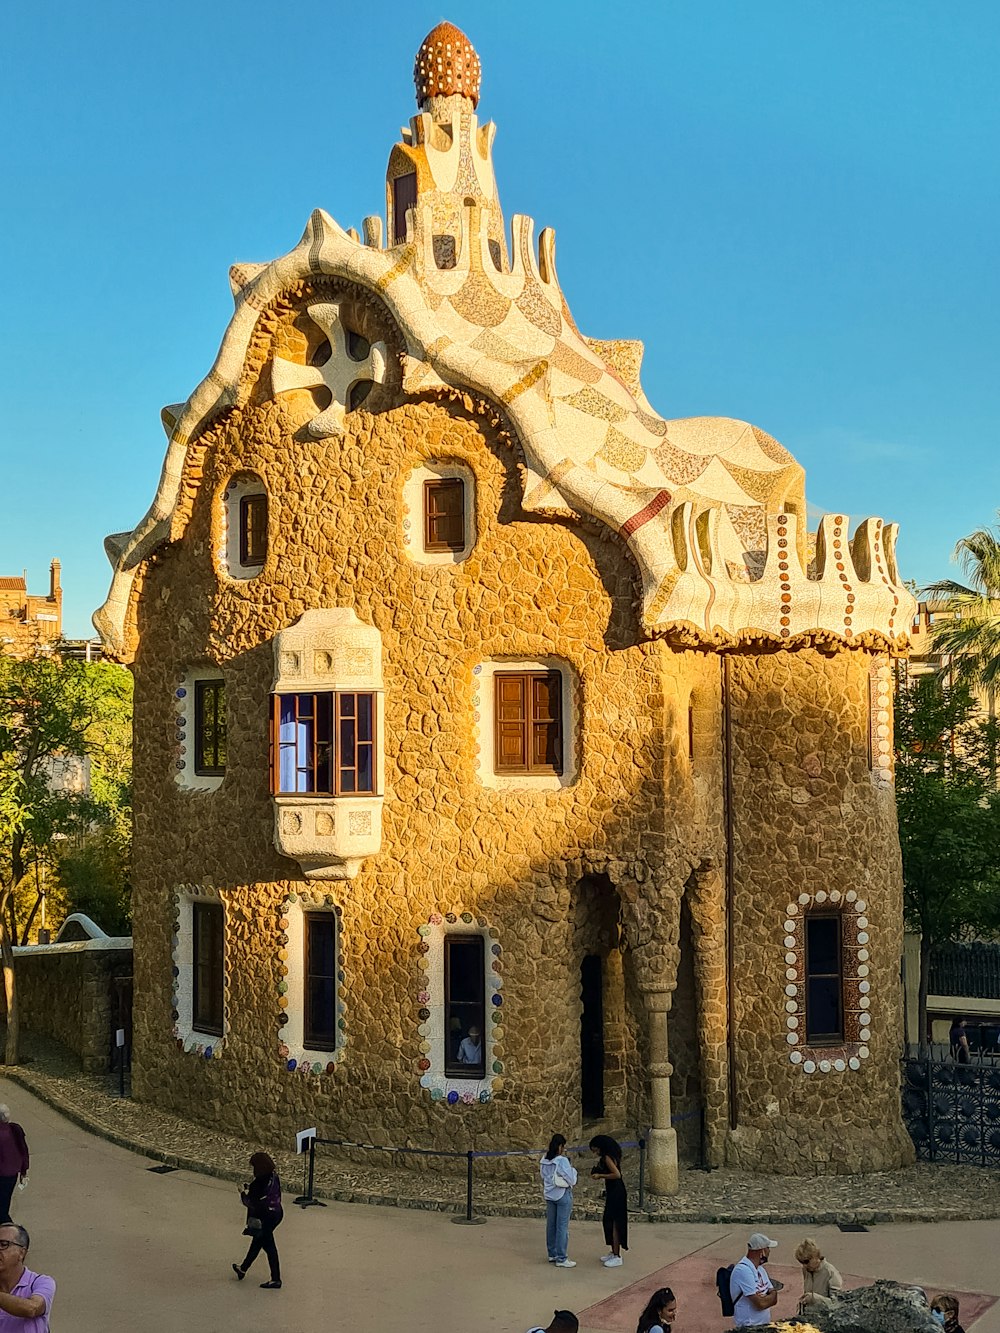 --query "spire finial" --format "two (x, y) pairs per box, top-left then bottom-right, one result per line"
(414, 22), (481, 110)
